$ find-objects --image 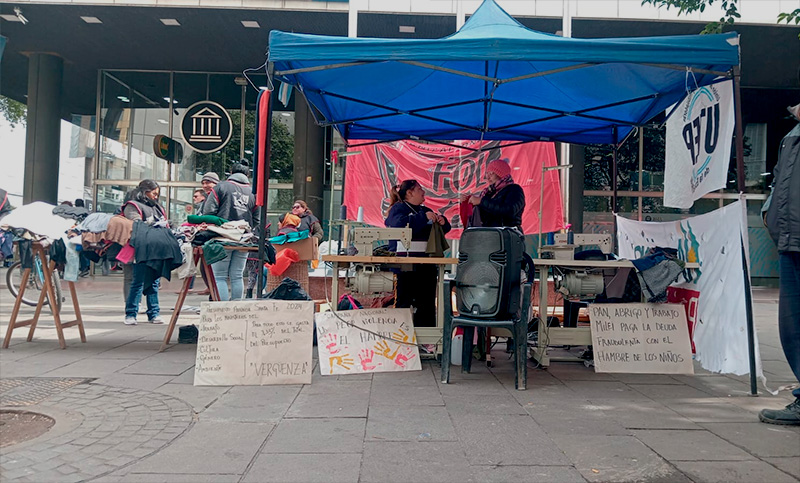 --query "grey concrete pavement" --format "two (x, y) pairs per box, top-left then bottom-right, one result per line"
(1, 273), (798, 482)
